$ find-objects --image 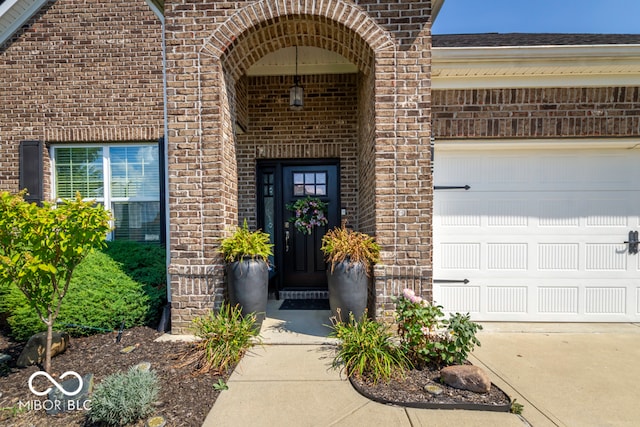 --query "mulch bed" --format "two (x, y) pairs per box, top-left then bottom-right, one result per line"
(1, 325), (511, 426)
(350, 366), (512, 411)
(0, 326), (228, 427)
